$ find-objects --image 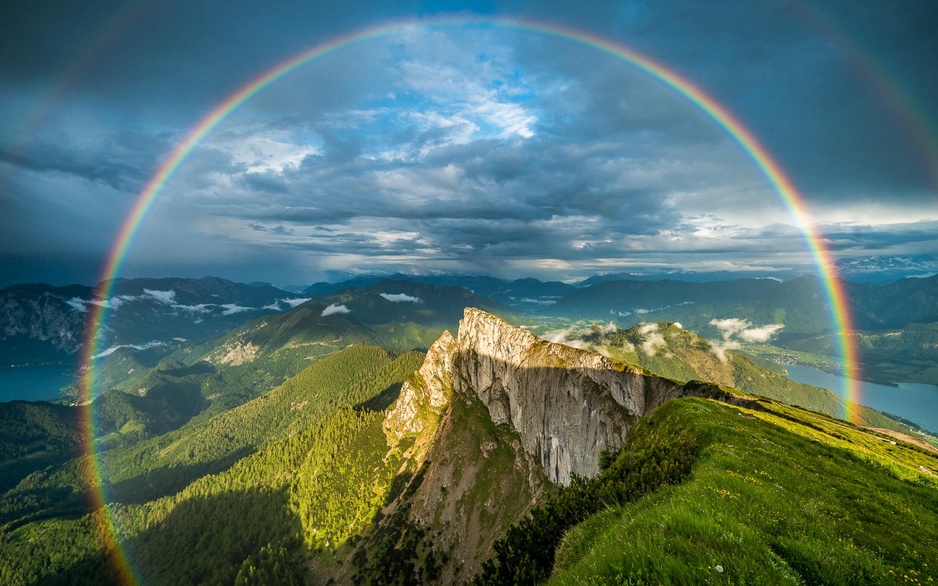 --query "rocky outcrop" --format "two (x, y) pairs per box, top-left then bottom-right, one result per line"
(384, 330), (457, 451)
(386, 307), (691, 486)
(210, 341), (260, 366)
